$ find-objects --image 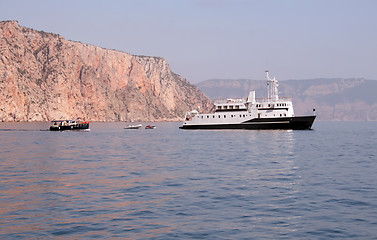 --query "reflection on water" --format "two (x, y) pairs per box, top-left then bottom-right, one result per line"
(1, 122), (377, 239)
